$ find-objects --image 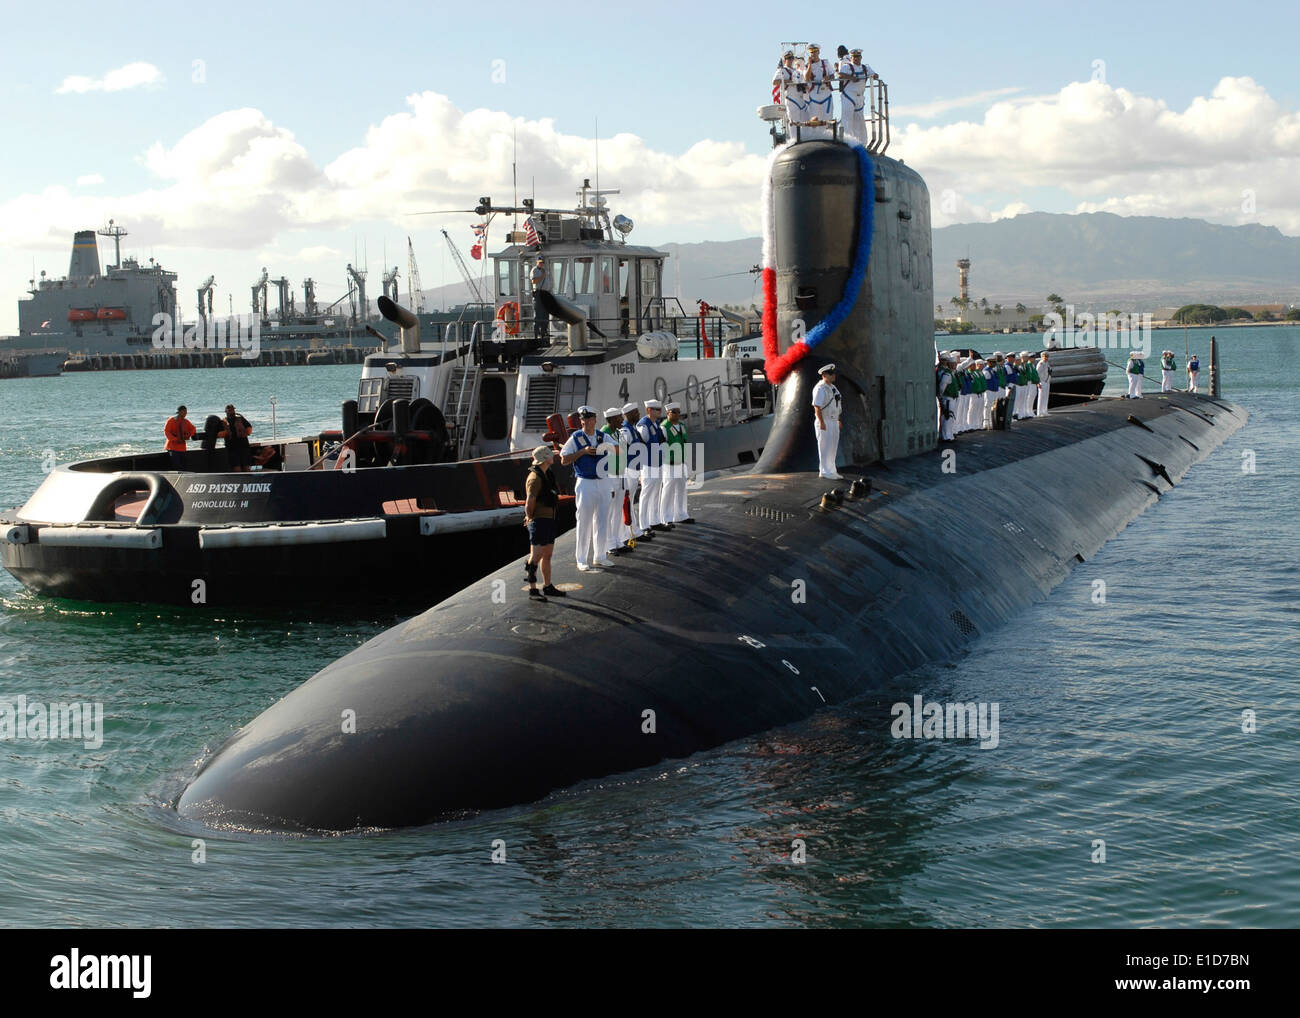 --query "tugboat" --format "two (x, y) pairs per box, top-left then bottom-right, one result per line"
(1, 184), (775, 607)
